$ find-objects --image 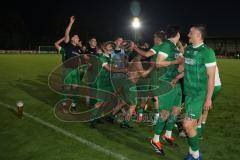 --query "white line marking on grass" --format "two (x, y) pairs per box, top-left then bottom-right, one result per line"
(0, 101), (129, 160)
